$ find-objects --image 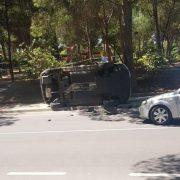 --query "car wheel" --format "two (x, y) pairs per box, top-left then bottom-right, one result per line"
(150, 105), (172, 125)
